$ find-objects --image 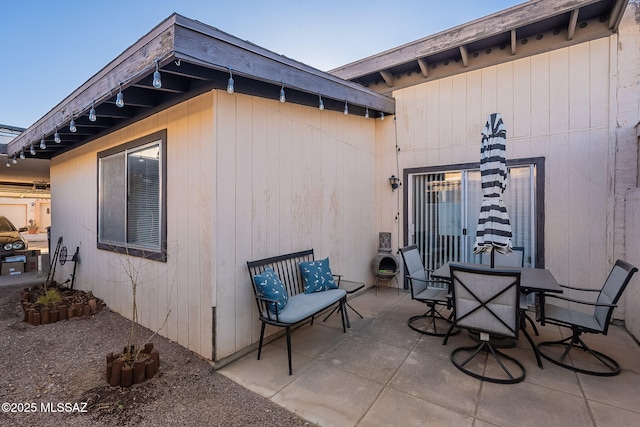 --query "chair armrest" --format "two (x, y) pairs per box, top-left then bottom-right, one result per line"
(544, 294), (617, 308)
(405, 274), (448, 286)
(256, 295), (282, 322)
(332, 274), (342, 286)
(405, 275), (451, 287)
(559, 284), (600, 292)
